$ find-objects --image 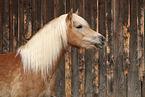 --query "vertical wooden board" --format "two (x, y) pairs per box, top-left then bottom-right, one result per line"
(84, 0), (93, 97)
(138, 0), (144, 96)
(55, 0), (65, 97)
(37, 0), (42, 28)
(31, 0), (42, 36)
(78, 1), (85, 97)
(71, 47), (79, 97)
(113, 0), (126, 97)
(90, 0), (97, 30)
(18, 0), (24, 45)
(9, 0), (13, 52)
(106, 0), (113, 96)
(32, 0), (37, 35)
(2, 0), (10, 53)
(46, 0), (54, 23)
(98, 0), (107, 97)
(23, 0), (29, 44)
(43, 0), (46, 24)
(143, 1), (145, 97)
(66, 0), (71, 13)
(65, 1), (71, 97)
(0, 0), (2, 53)
(12, 0), (18, 50)
(143, 78), (145, 97)
(90, 0), (98, 96)
(122, 0), (129, 91)
(128, 0), (141, 96)
(70, 0), (80, 97)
